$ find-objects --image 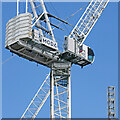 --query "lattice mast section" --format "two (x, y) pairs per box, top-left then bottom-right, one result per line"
(50, 62), (71, 118)
(107, 86), (115, 119)
(69, 0), (109, 47)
